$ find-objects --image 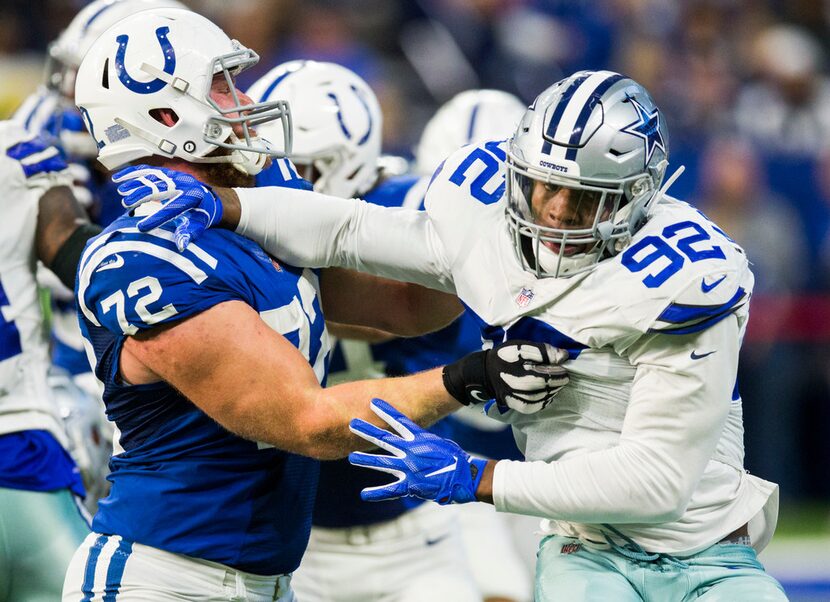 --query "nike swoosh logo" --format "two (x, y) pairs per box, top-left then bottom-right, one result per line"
(690, 350), (717, 360)
(425, 458), (458, 478)
(469, 389), (490, 403)
(425, 533), (450, 546)
(701, 275), (726, 293)
(96, 254), (125, 272)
